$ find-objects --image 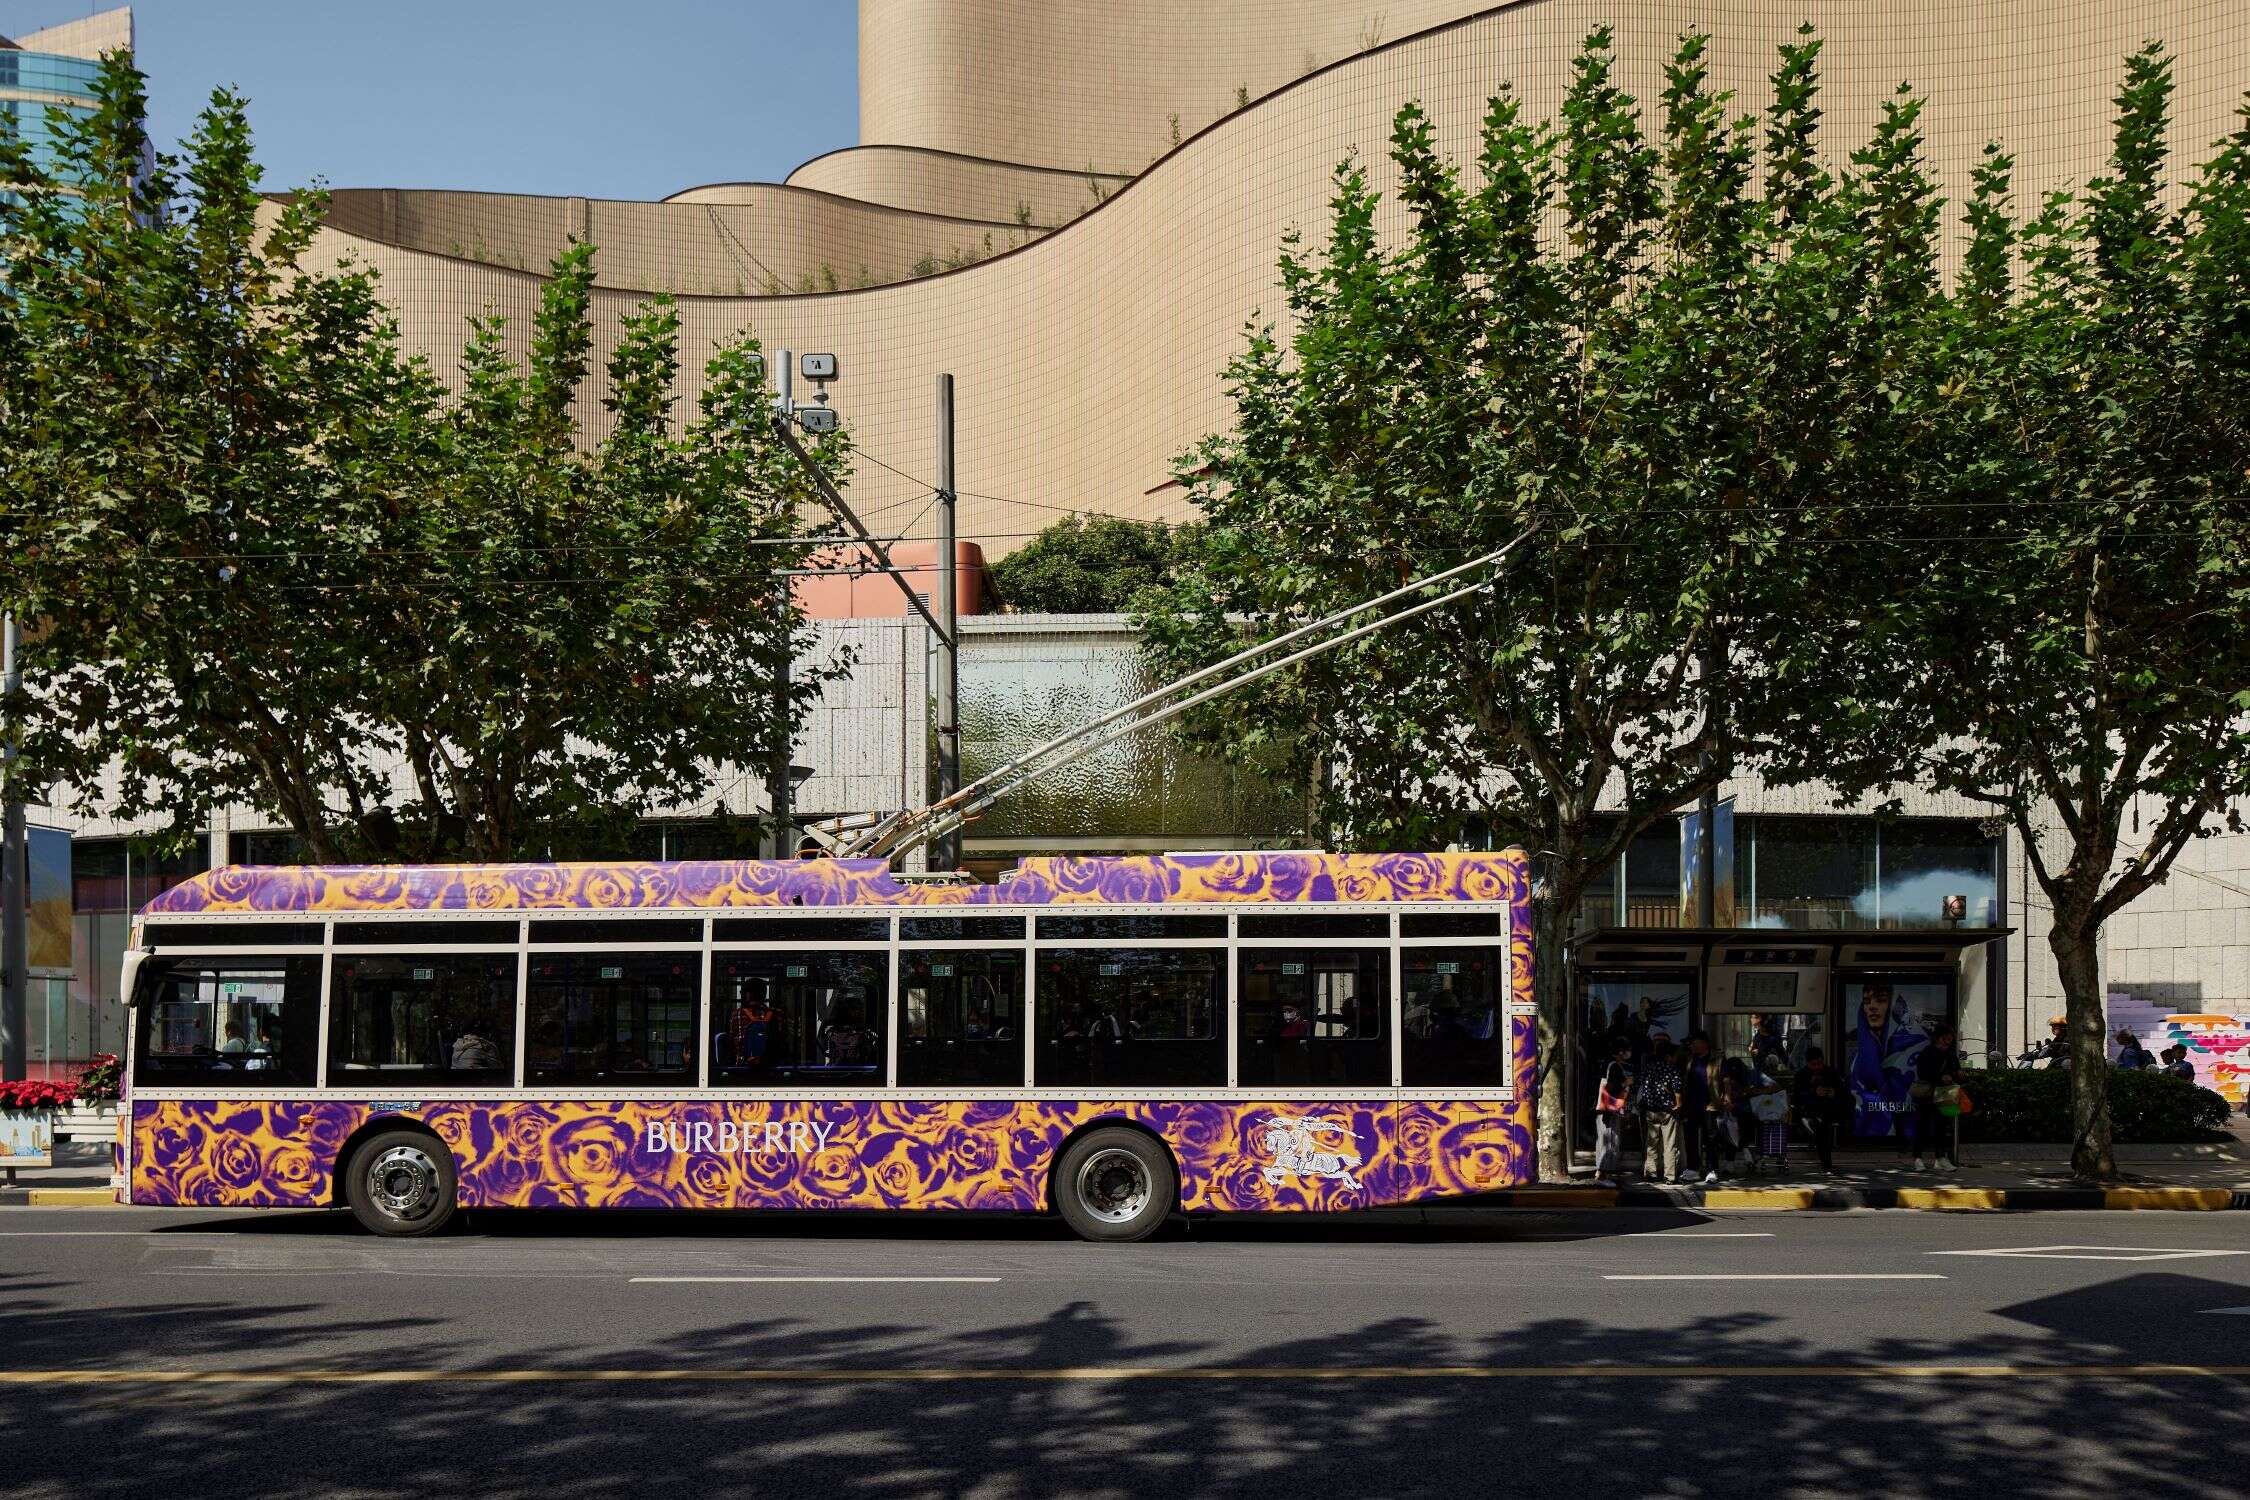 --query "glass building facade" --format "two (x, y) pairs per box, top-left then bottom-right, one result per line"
(0, 45), (102, 190)
(1577, 814), (2002, 934)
